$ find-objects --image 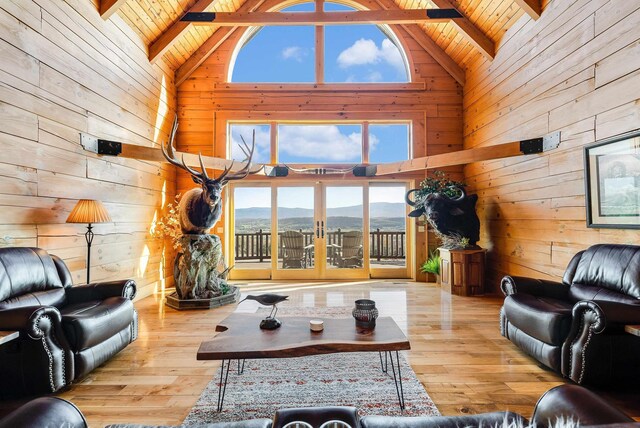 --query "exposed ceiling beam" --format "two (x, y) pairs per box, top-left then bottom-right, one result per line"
(514, 0), (541, 20)
(176, 27), (238, 86)
(176, 0), (465, 86)
(184, 10), (458, 26)
(149, 0), (217, 63)
(374, 132), (560, 175)
(100, 0), (127, 19)
(175, 0), (268, 86)
(430, 0), (494, 59)
(401, 24), (465, 85)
